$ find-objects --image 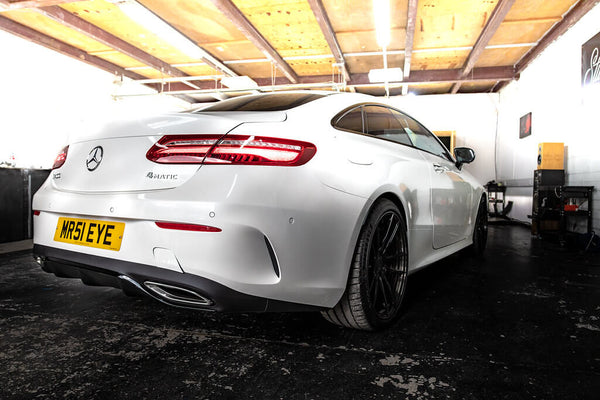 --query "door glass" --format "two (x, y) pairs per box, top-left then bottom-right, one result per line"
(393, 111), (451, 160)
(363, 106), (412, 146)
(334, 107), (363, 133)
